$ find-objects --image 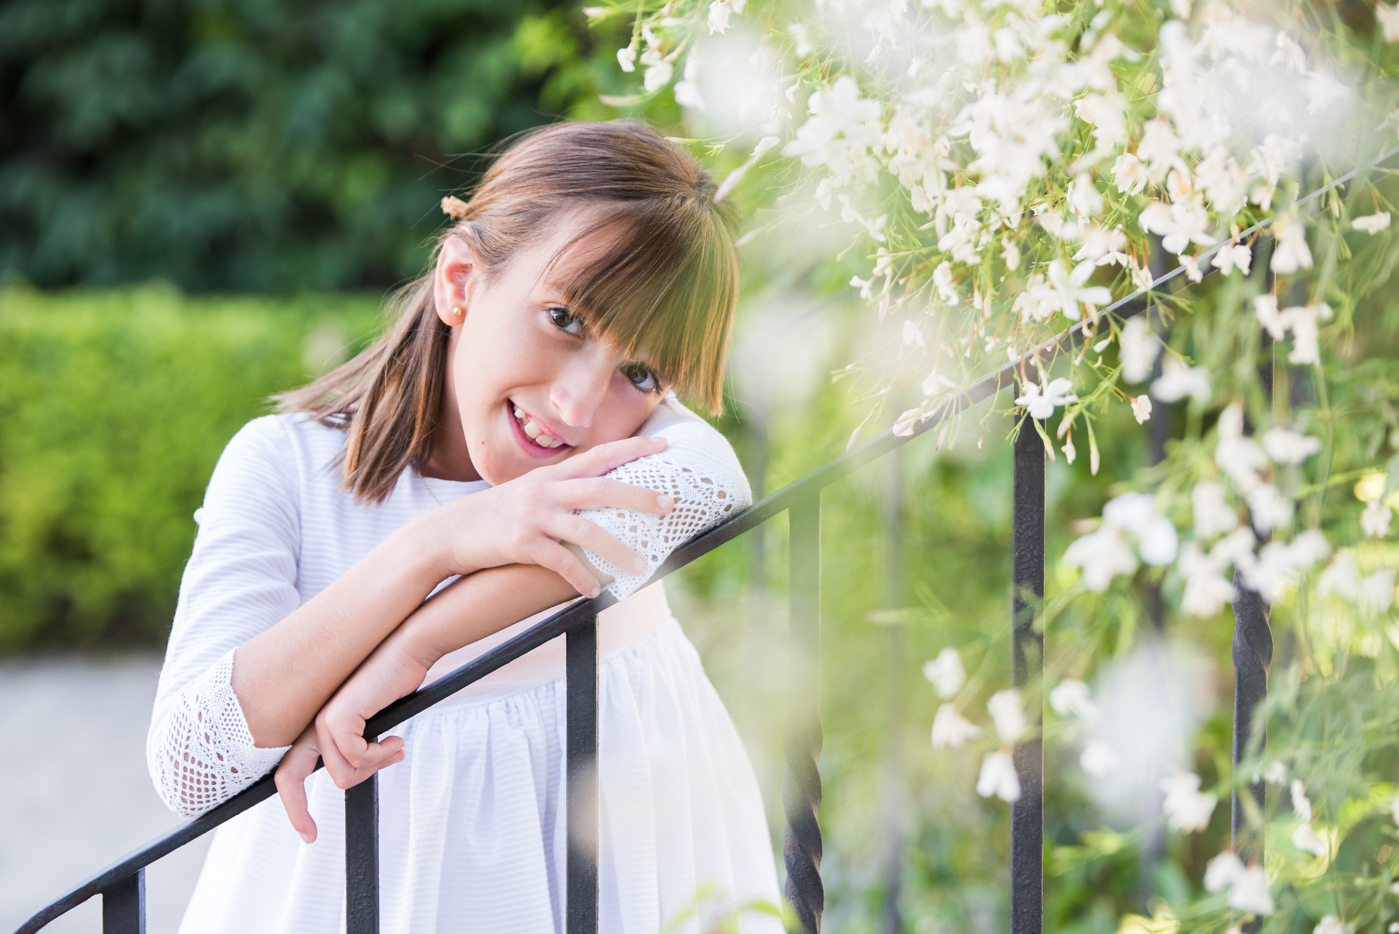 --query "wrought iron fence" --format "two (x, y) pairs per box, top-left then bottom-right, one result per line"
(14, 149), (1395, 934)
